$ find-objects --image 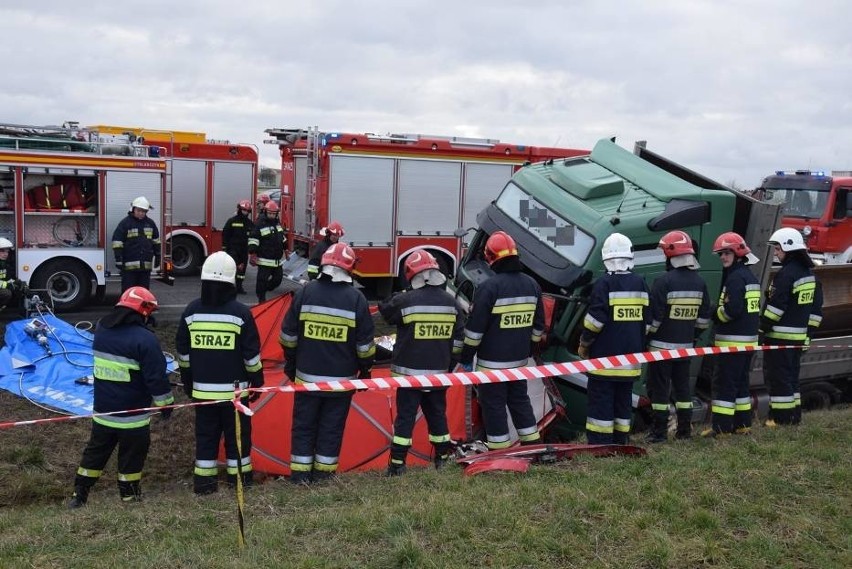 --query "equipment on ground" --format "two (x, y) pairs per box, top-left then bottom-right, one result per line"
(23, 318), (51, 355)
